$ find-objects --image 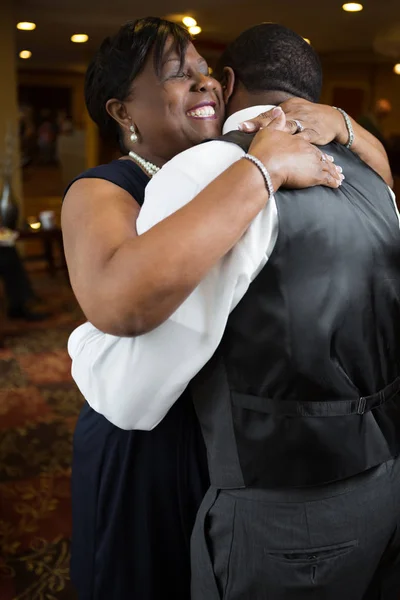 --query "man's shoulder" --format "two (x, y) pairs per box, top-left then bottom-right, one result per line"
(157, 137), (244, 184)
